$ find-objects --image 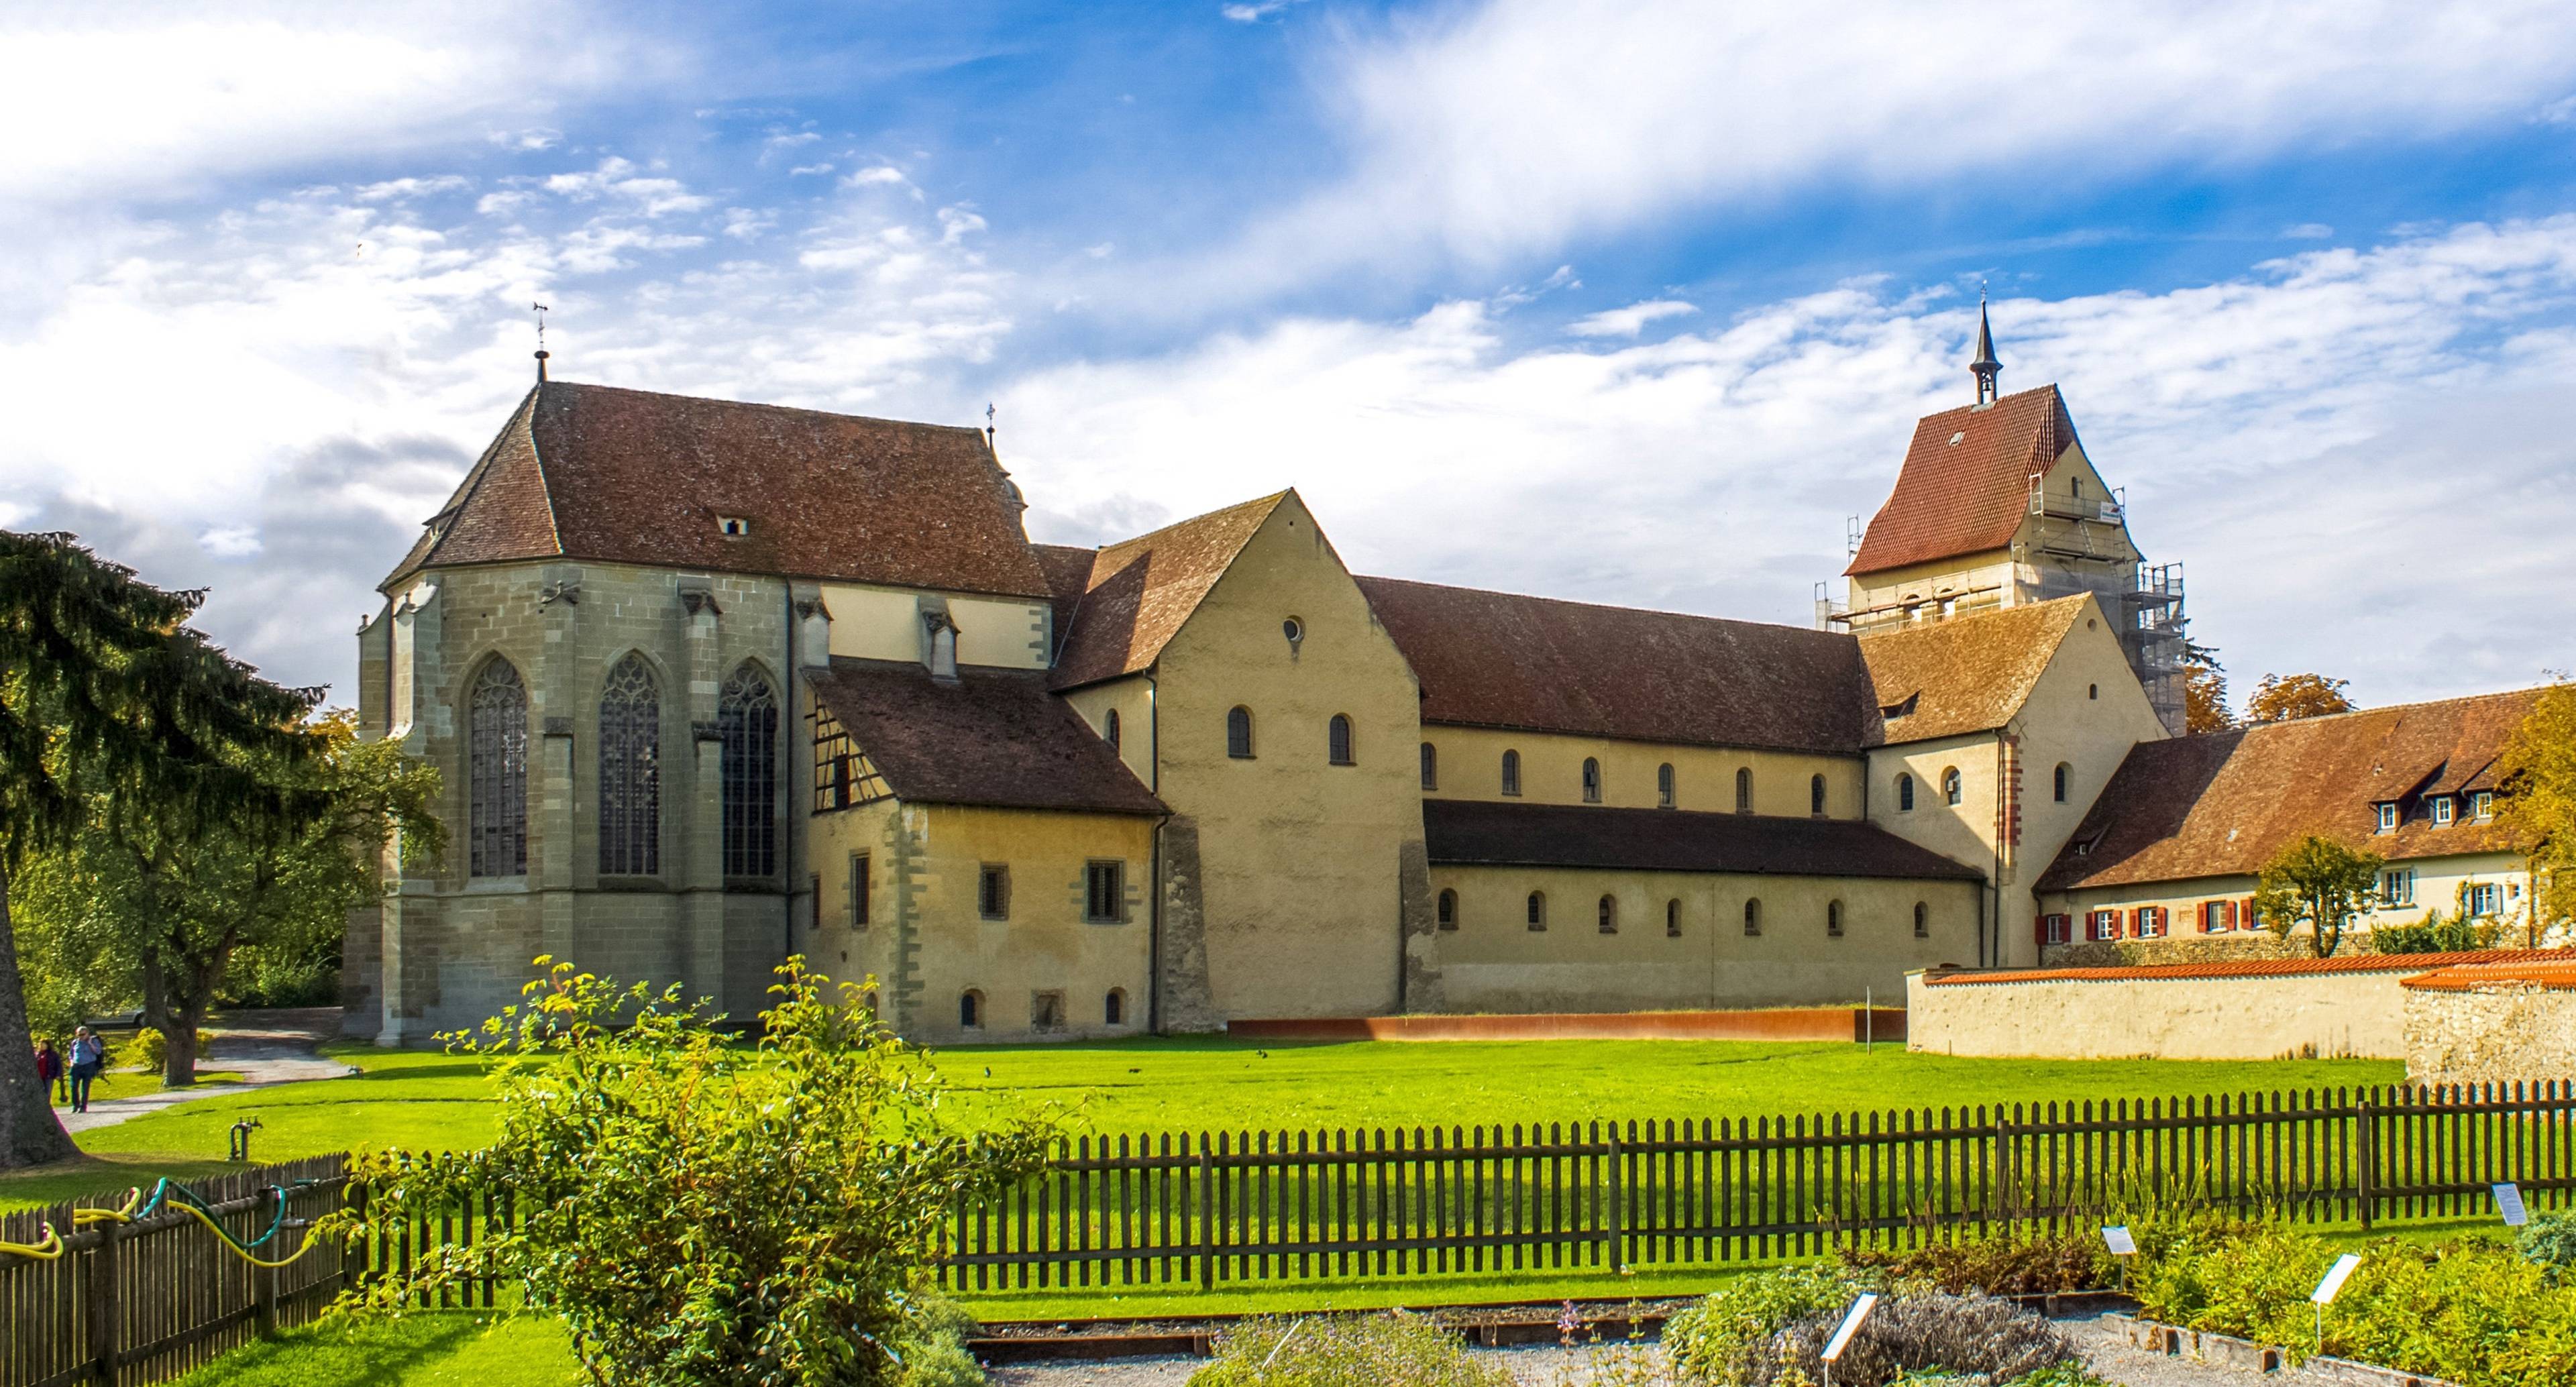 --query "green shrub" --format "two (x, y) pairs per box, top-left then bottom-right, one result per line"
(2371, 907), (2498, 954)
(1839, 1231), (2110, 1295)
(1662, 1266), (1856, 1384)
(2524, 1209), (2576, 1280)
(1754, 1294), (2080, 1387)
(892, 1290), (985, 1387)
(1188, 1313), (1509, 1387)
(115, 1028), (209, 1073)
